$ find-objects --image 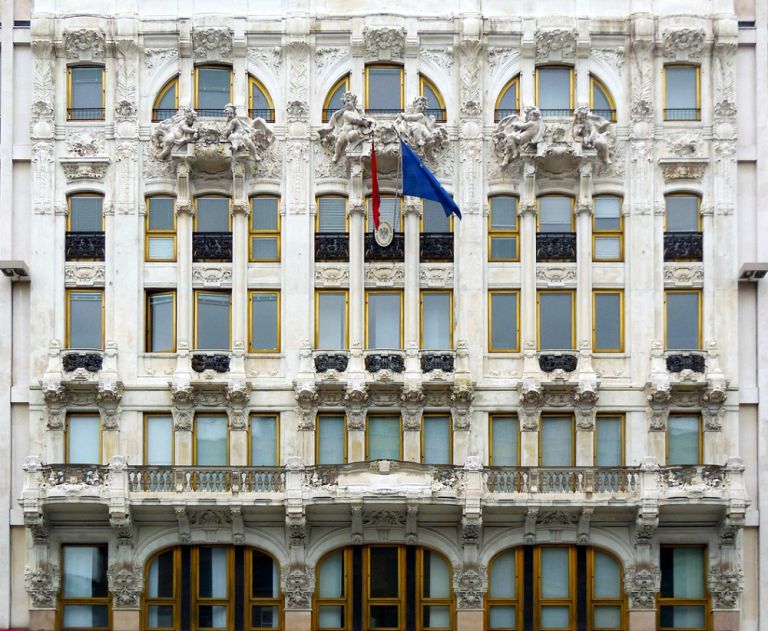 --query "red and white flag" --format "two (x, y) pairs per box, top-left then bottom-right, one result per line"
(371, 140), (381, 230)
